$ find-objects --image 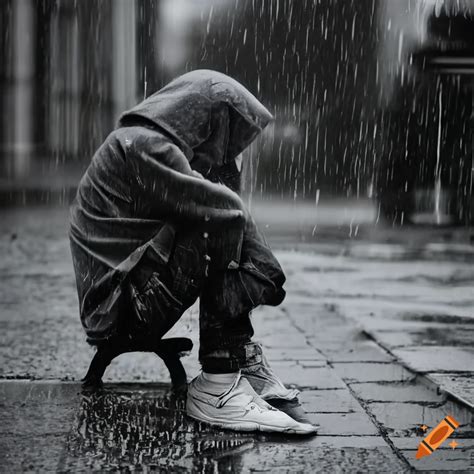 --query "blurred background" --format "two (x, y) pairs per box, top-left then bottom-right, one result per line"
(0, 0), (473, 231)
